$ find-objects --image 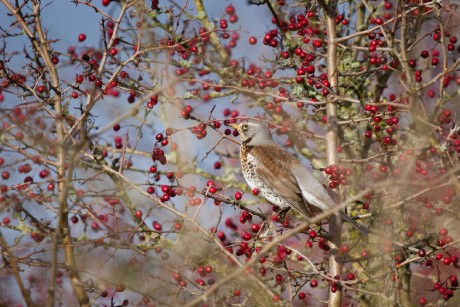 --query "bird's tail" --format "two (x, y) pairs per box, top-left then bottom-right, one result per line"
(339, 211), (368, 235)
